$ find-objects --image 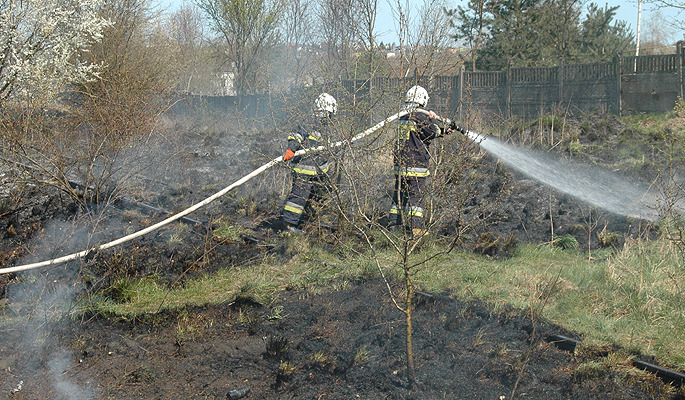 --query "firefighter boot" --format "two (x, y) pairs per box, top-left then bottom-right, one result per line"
(287, 225), (304, 235)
